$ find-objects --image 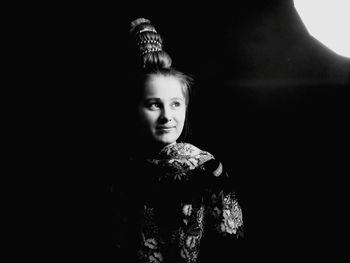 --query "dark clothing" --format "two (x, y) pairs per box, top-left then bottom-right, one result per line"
(111, 143), (243, 263)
